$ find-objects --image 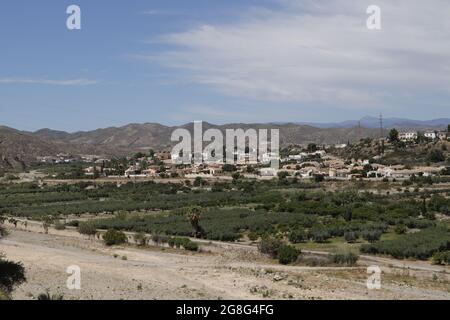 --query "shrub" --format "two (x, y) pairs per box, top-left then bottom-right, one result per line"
(167, 237), (199, 251)
(428, 149), (445, 163)
(103, 229), (127, 246)
(37, 290), (64, 300)
(183, 240), (199, 252)
(289, 229), (307, 244)
(394, 225), (407, 235)
(54, 222), (66, 230)
(248, 232), (259, 241)
(152, 233), (162, 245)
(277, 245), (300, 265)
(344, 231), (358, 243)
(329, 252), (359, 266)
(432, 251), (450, 265)
(66, 220), (80, 227)
(77, 222), (97, 236)
(309, 228), (331, 243)
(134, 232), (147, 246)
(0, 254), (26, 295)
(0, 290), (10, 300)
(362, 230), (382, 243)
(0, 225), (7, 238)
(258, 236), (283, 258)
